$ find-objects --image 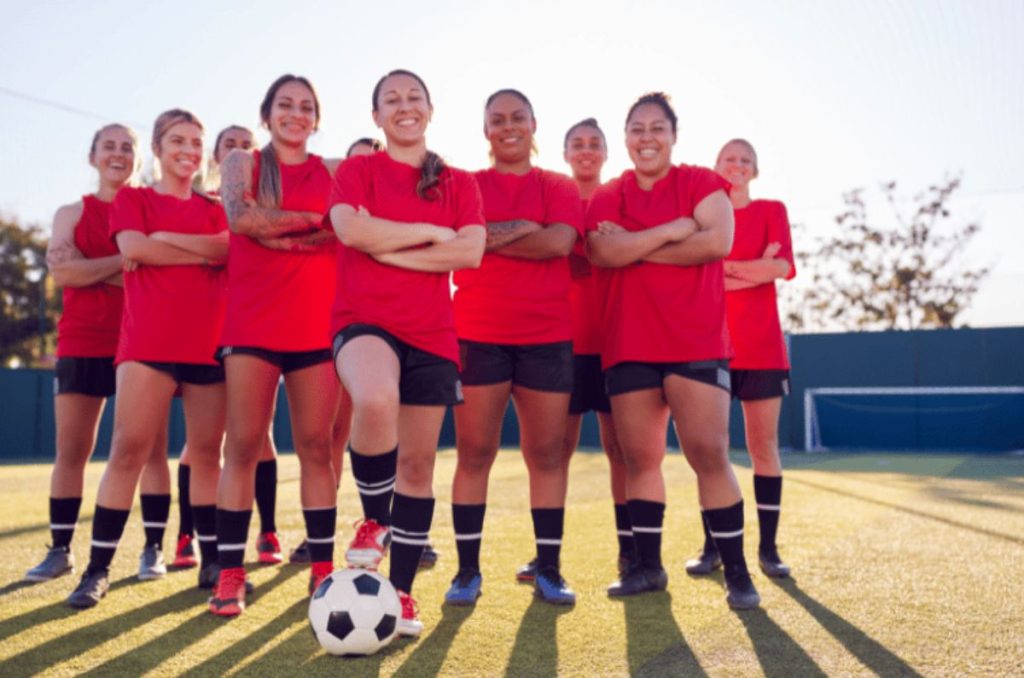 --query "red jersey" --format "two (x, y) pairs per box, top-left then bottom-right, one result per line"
(220, 153), (335, 351)
(109, 187), (228, 365)
(569, 197), (602, 355)
(453, 168), (583, 344)
(56, 195), (124, 358)
(585, 165), (731, 370)
(725, 200), (796, 369)
(328, 152), (484, 365)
